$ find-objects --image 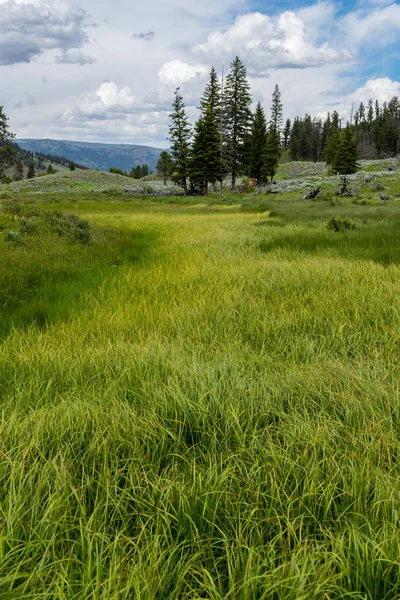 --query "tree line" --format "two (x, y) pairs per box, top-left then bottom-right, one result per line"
(278, 100), (400, 164)
(166, 58), (400, 194)
(109, 164), (151, 178)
